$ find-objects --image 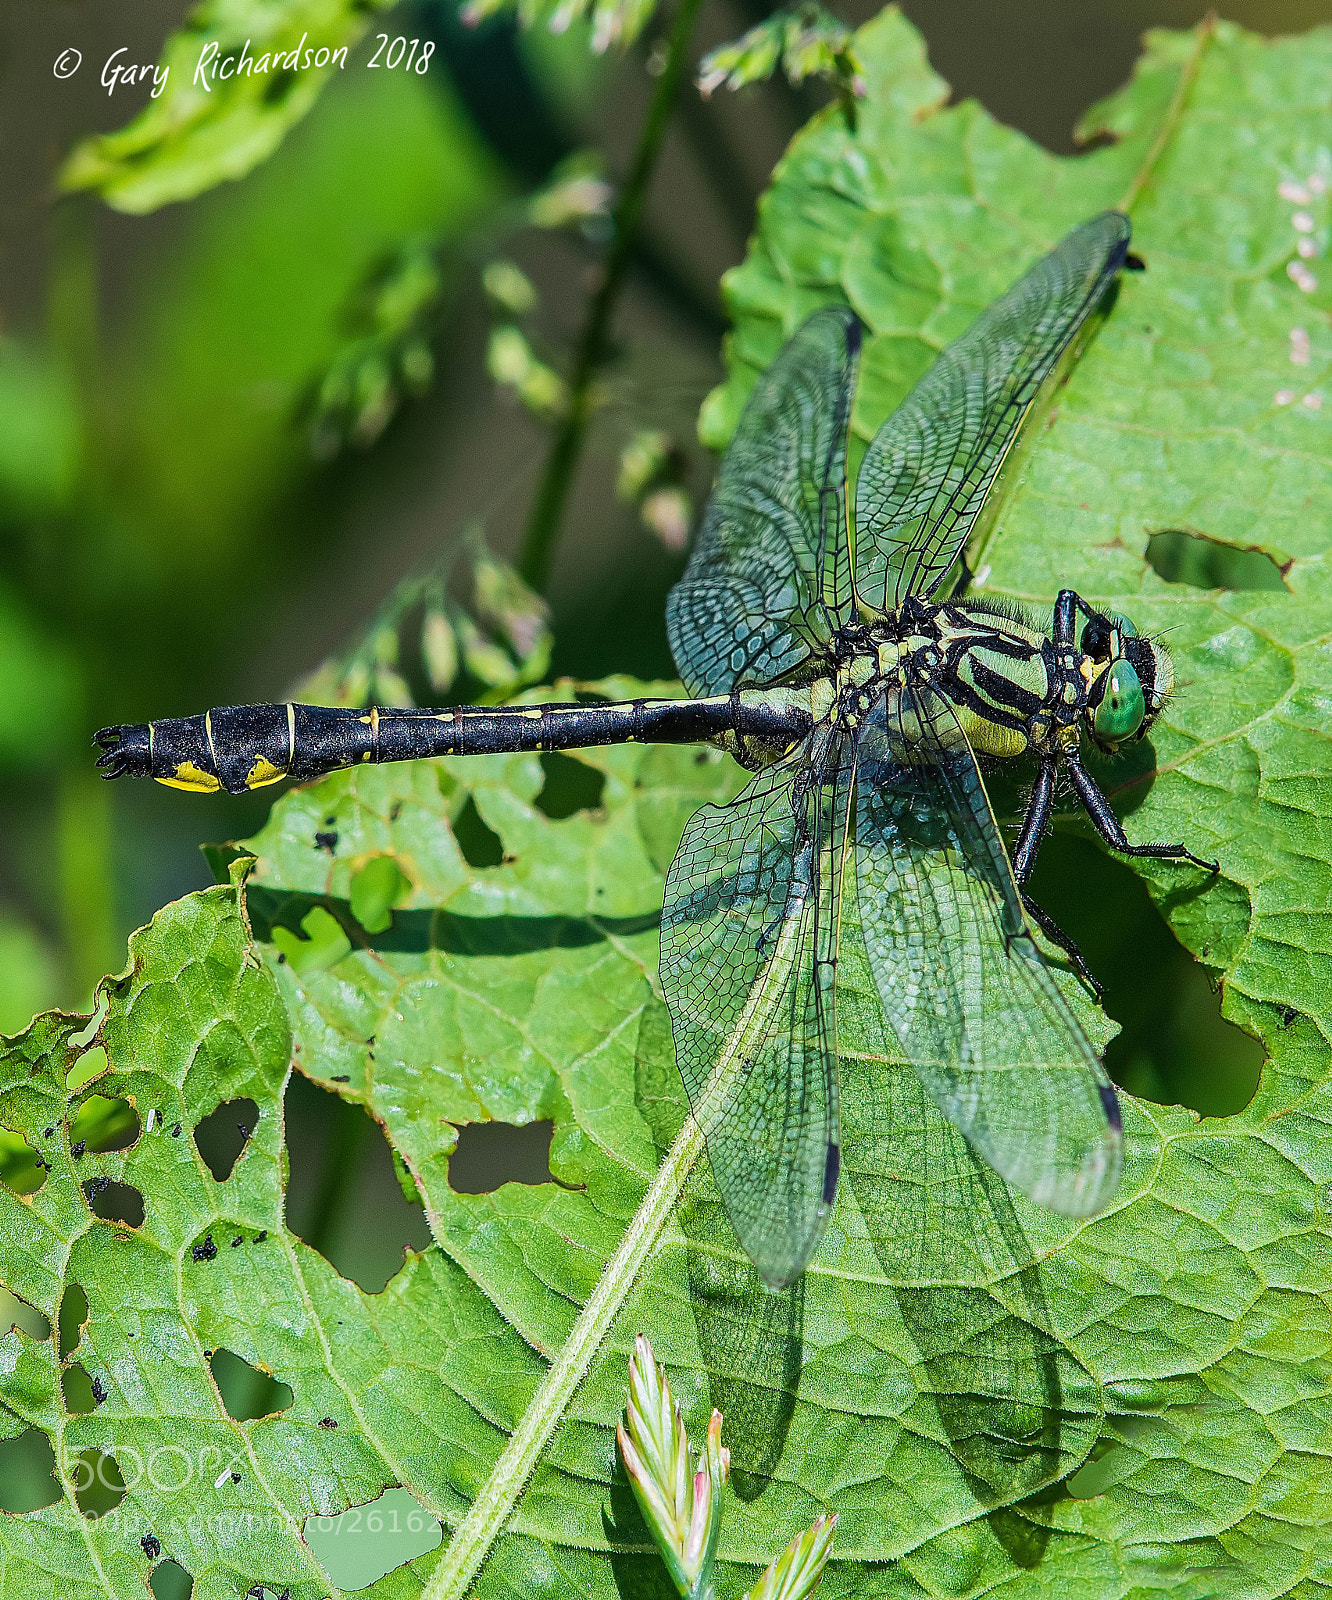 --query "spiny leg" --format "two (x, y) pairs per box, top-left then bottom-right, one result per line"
(1010, 759), (1104, 1001)
(1020, 892), (1105, 1004)
(1066, 752), (1219, 874)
